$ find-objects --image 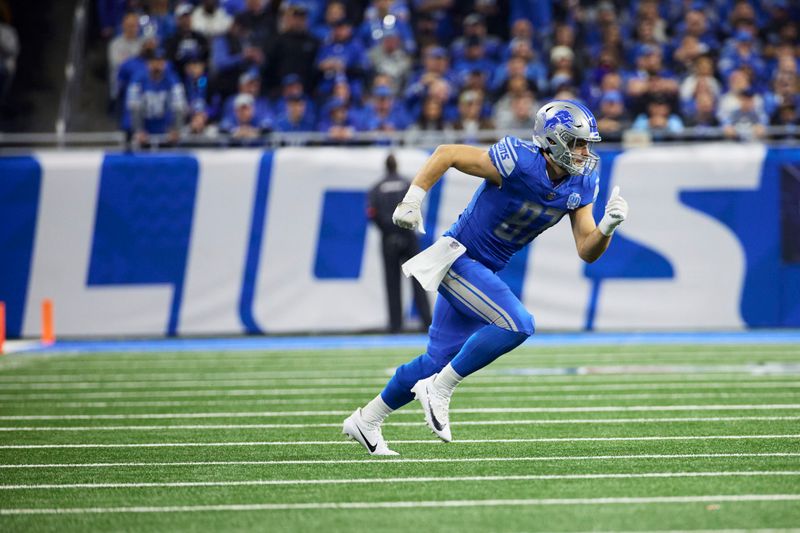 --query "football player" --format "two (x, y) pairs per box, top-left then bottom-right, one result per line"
(343, 100), (629, 455)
